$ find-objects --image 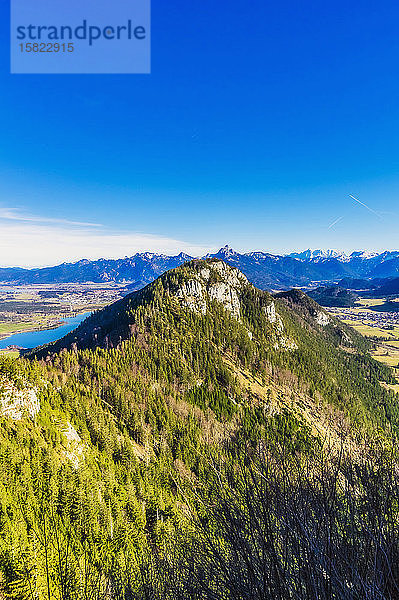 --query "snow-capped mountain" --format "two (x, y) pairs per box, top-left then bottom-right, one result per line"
(287, 249), (348, 262)
(1, 246), (399, 290)
(349, 251), (380, 260)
